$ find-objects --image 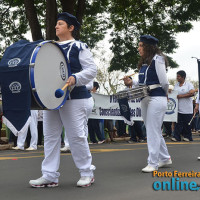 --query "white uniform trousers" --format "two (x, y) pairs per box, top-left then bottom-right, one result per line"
(63, 106), (90, 148)
(141, 96), (170, 169)
(42, 97), (94, 183)
(17, 110), (38, 149)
